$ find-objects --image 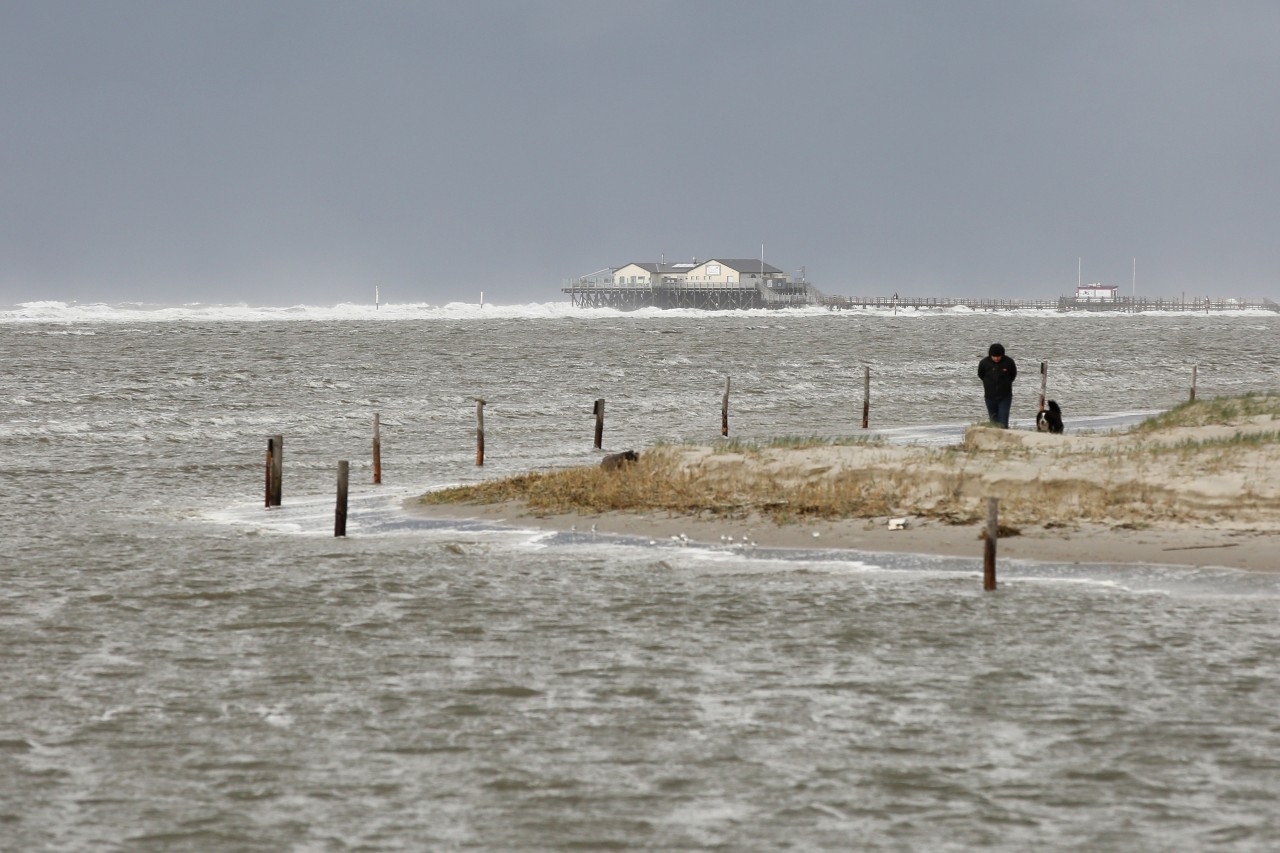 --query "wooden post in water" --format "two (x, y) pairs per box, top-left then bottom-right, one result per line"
(335, 461), (349, 537)
(269, 434), (283, 507)
(721, 377), (731, 437)
(593, 399), (605, 449)
(475, 400), (485, 466)
(984, 497), (998, 591)
(372, 413), (382, 485)
(861, 366), (871, 429)
(264, 437), (274, 508)
(1190, 365), (1198, 402)
(1039, 361), (1048, 412)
